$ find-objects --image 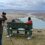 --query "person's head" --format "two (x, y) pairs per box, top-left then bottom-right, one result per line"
(2, 12), (6, 16)
(12, 19), (15, 22)
(28, 17), (31, 21)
